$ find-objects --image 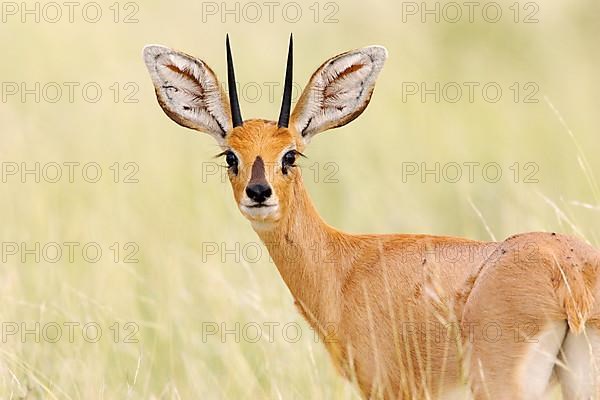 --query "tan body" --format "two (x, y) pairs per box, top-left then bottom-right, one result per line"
(144, 40), (600, 399)
(259, 158), (600, 399)
(241, 120), (600, 399)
